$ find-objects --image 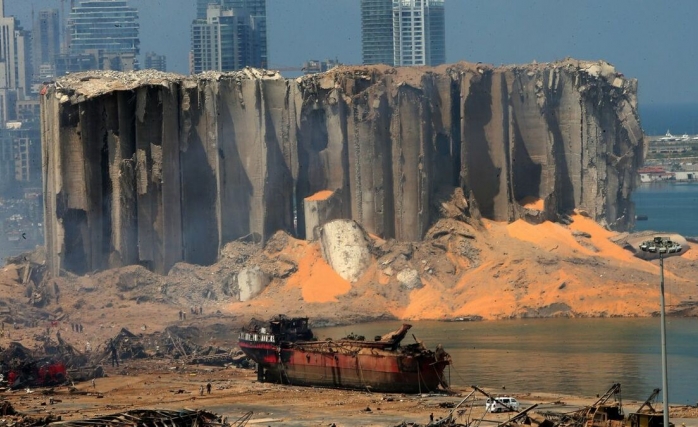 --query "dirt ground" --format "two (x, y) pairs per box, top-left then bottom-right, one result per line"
(2, 359), (697, 427)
